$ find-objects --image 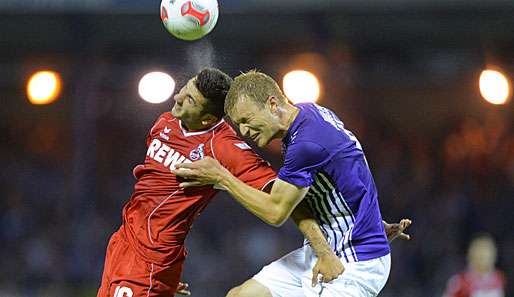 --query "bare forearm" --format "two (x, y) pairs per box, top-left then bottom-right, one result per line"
(219, 171), (284, 225)
(173, 157), (306, 226)
(291, 201), (332, 257)
(291, 202), (345, 284)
